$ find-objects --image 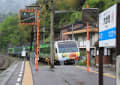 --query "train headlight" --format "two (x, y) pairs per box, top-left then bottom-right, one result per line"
(76, 53), (79, 57)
